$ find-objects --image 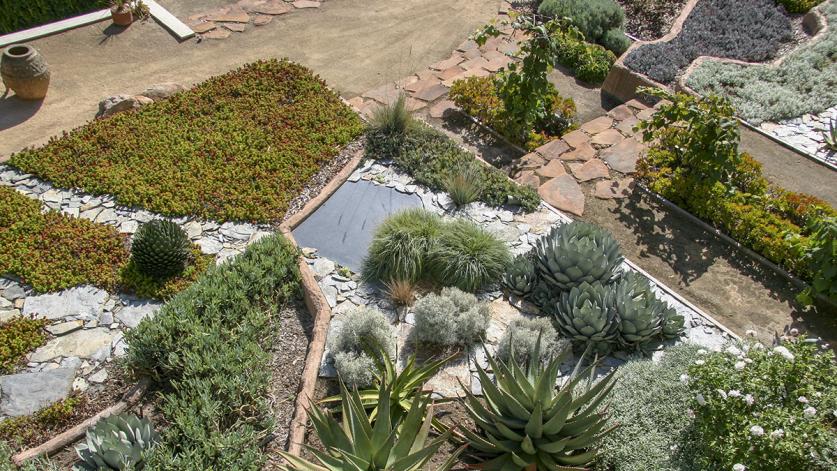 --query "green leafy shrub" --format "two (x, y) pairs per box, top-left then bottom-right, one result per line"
(362, 209), (442, 284)
(686, 0), (836, 124)
(0, 186), (128, 293)
(539, 0), (629, 54)
(636, 88), (837, 303)
(688, 339), (837, 470)
(462, 339), (616, 469)
(776, 0), (825, 14)
(10, 60), (364, 223)
(0, 317), (48, 373)
(496, 317), (569, 366)
(413, 287), (490, 347)
(430, 219), (512, 292)
(552, 24), (617, 83)
(125, 235), (300, 469)
(328, 306), (396, 388)
(597, 343), (702, 471)
(74, 413), (160, 470)
(534, 221), (624, 292)
(798, 216), (836, 306)
(130, 220), (190, 279)
(502, 255), (538, 298)
(366, 123), (540, 211)
(0, 0), (107, 34)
